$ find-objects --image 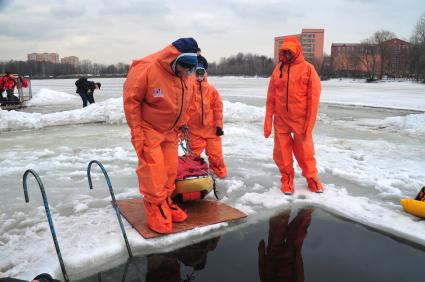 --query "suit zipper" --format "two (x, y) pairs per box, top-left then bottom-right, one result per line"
(172, 78), (185, 129)
(199, 81), (204, 126)
(286, 64), (291, 112)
